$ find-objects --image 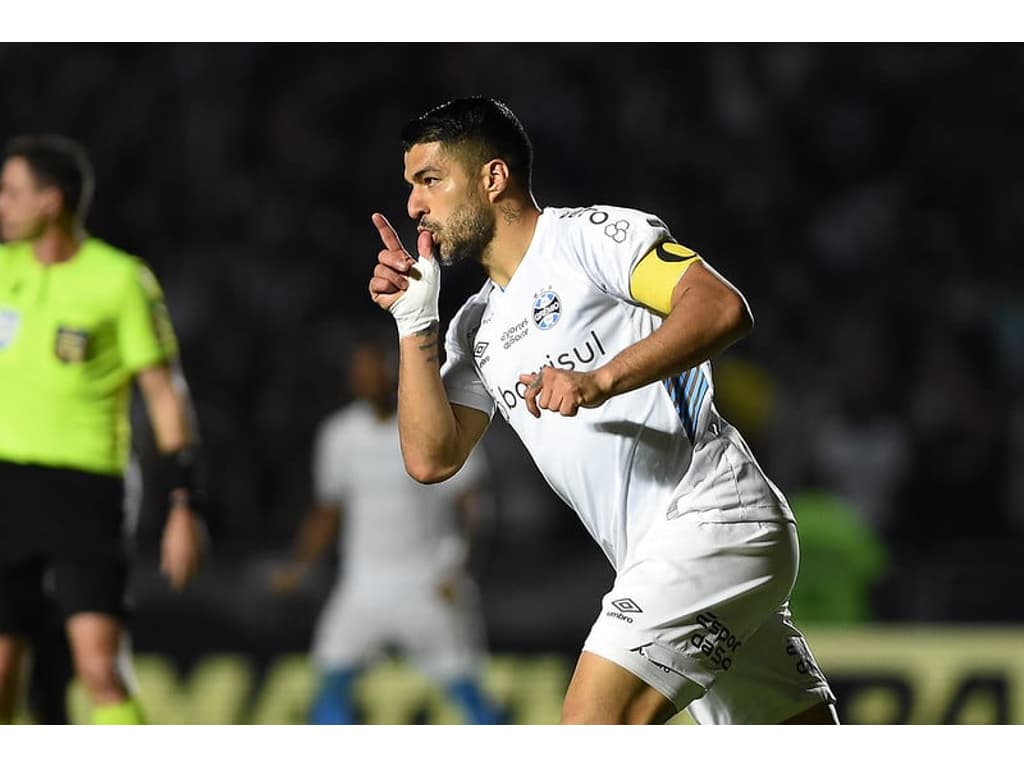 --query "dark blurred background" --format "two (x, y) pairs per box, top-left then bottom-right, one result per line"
(3, 43), (1022, 718)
